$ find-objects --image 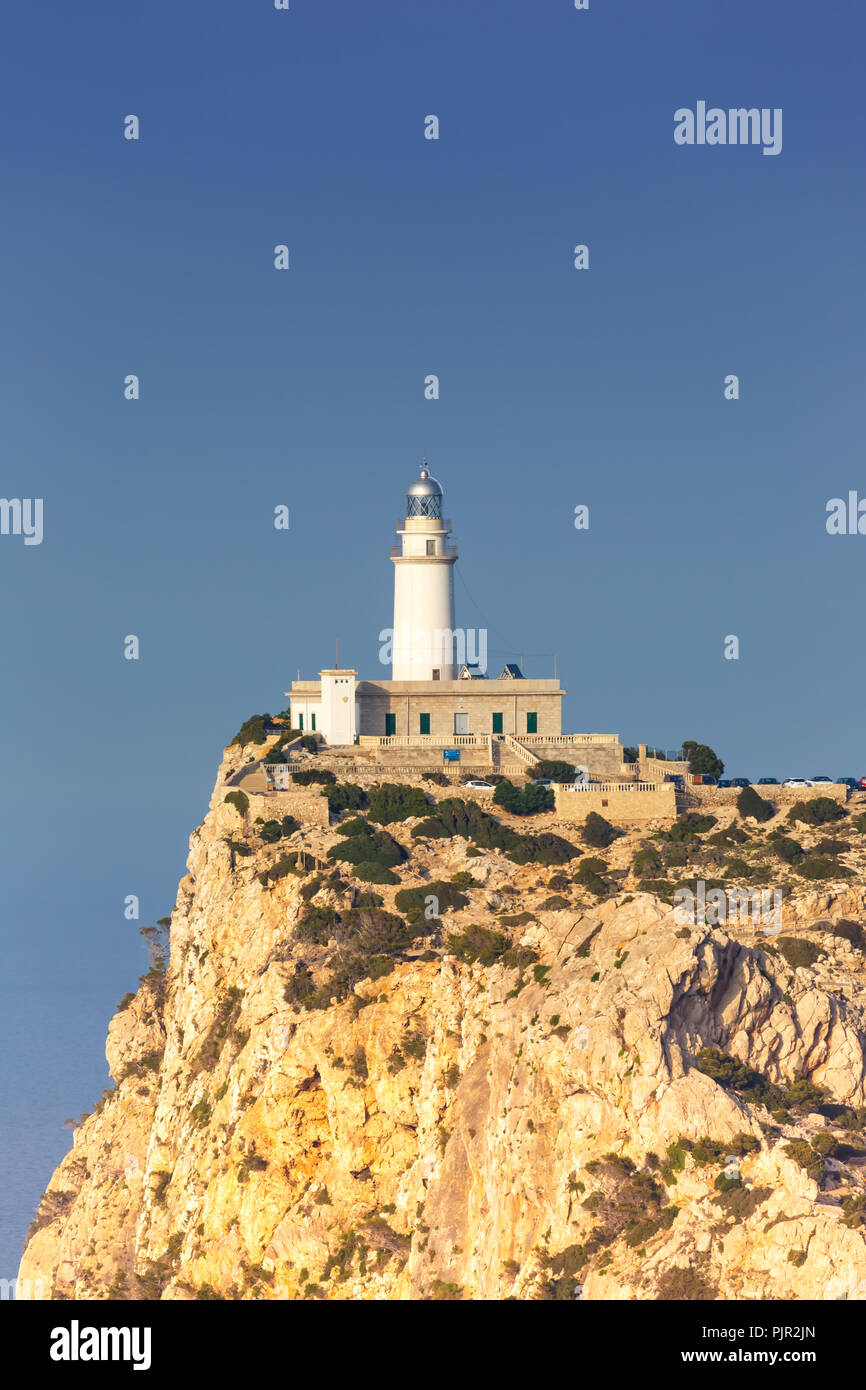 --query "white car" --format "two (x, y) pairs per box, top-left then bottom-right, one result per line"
(782, 778), (815, 789)
(464, 779), (495, 790)
(530, 779), (554, 788)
